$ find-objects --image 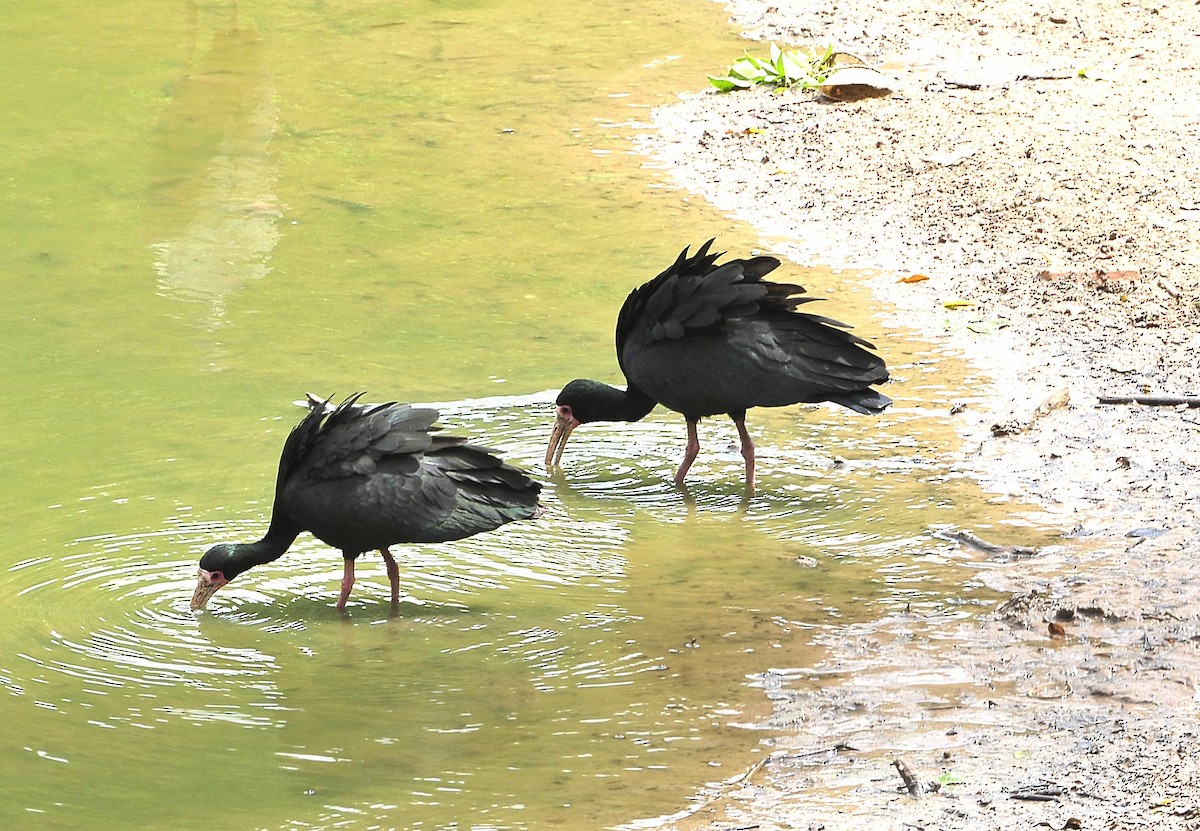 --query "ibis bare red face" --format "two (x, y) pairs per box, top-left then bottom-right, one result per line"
(190, 568), (228, 611)
(545, 405), (579, 468)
